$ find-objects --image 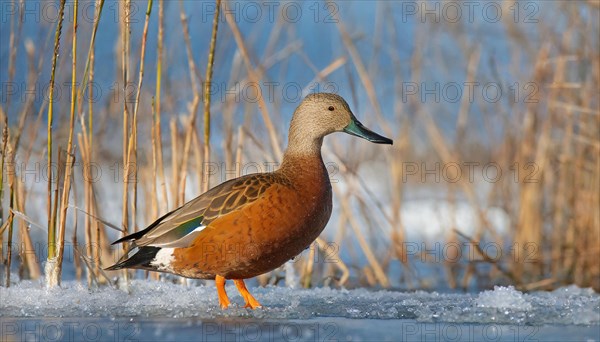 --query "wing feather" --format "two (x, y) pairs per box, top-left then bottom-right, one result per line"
(130, 173), (287, 247)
